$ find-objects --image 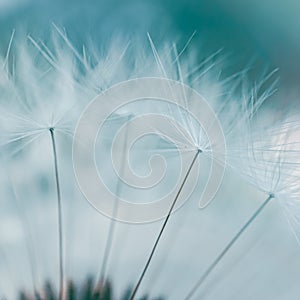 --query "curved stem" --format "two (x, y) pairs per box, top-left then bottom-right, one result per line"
(98, 161), (123, 285)
(49, 128), (64, 300)
(130, 150), (201, 300)
(98, 117), (130, 286)
(98, 204), (118, 283)
(184, 194), (274, 300)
